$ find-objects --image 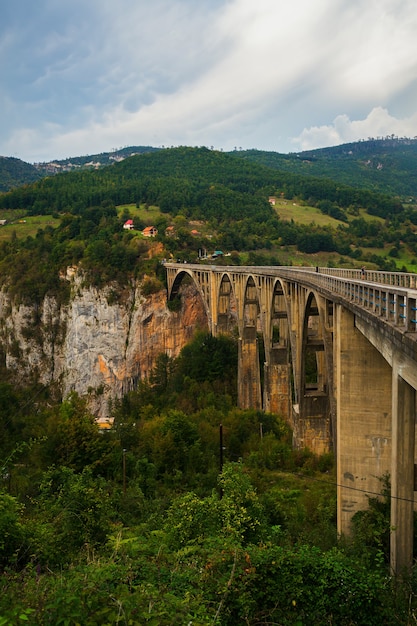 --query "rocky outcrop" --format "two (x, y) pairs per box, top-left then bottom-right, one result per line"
(0, 272), (208, 417)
